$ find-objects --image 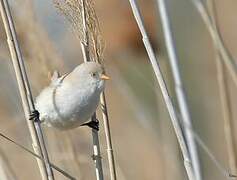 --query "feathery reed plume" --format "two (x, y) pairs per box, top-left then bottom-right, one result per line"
(53, 1), (106, 180)
(84, 0), (105, 63)
(80, 3), (117, 179)
(82, 2), (116, 179)
(207, 0), (237, 176)
(54, 1), (117, 180)
(127, 0), (195, 179)
(79, 1), (105, 179)
(53, 0), (105, 63)
(156, 0), (202, 180)
(0, 0), (54, 179)
(83, 3), (116, 179)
